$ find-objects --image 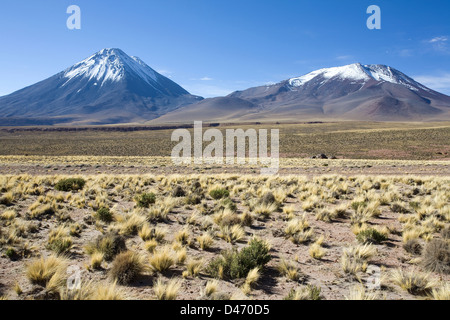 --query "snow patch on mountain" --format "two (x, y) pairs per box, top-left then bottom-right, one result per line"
(289, 64), (370, 87)
(288, 63), (431, 93)
(62, 48), (158, 88)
